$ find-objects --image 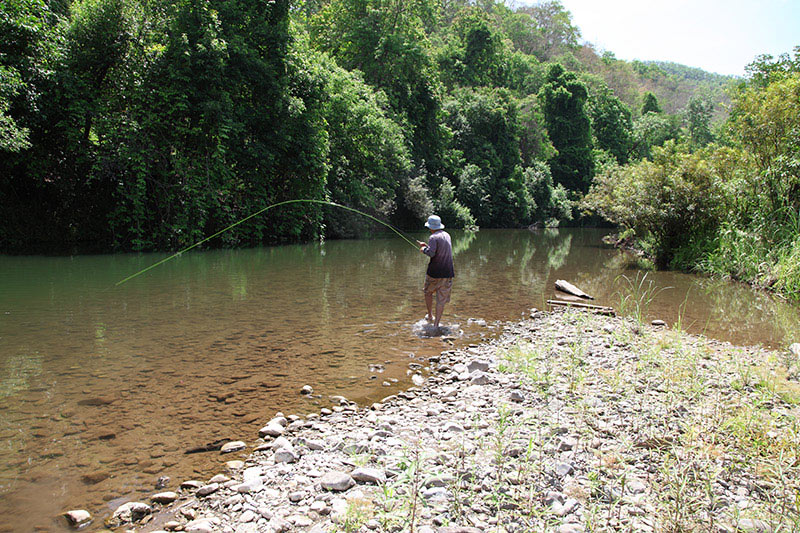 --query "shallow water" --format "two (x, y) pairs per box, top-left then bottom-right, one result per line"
(0, 229), (798, 531)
